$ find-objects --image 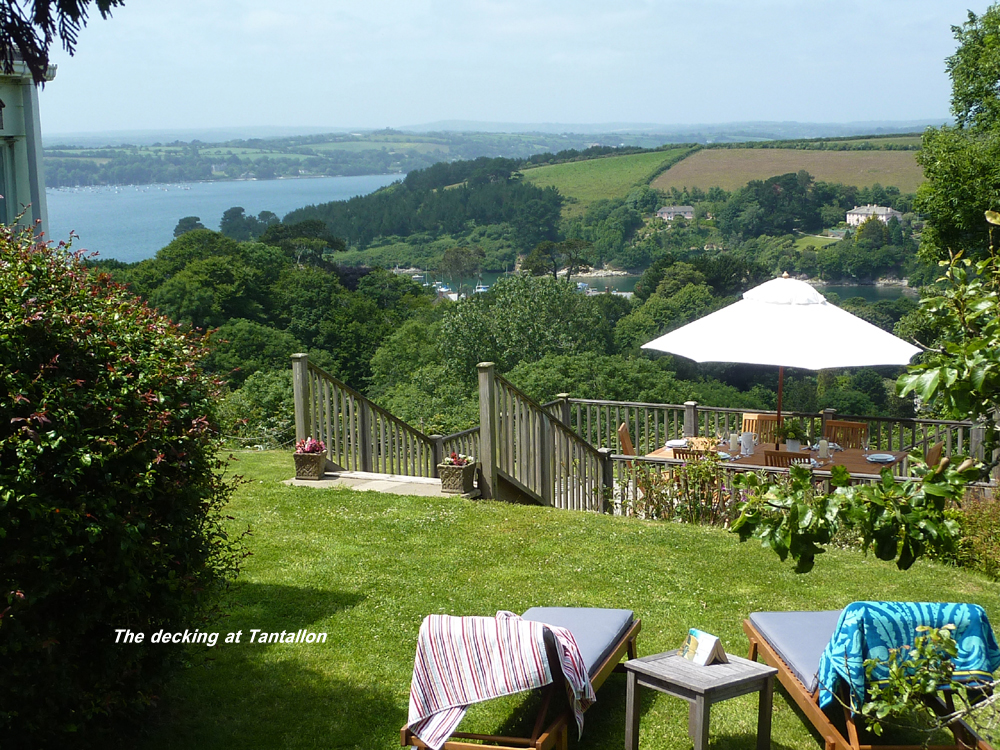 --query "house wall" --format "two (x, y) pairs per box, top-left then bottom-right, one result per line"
(0, 64), (51, 236)
(845, 207), (902, 227)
